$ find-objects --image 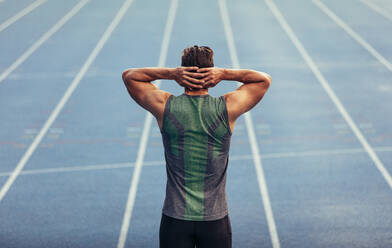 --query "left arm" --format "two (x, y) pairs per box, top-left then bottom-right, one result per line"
(122, 67), (204, 127)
